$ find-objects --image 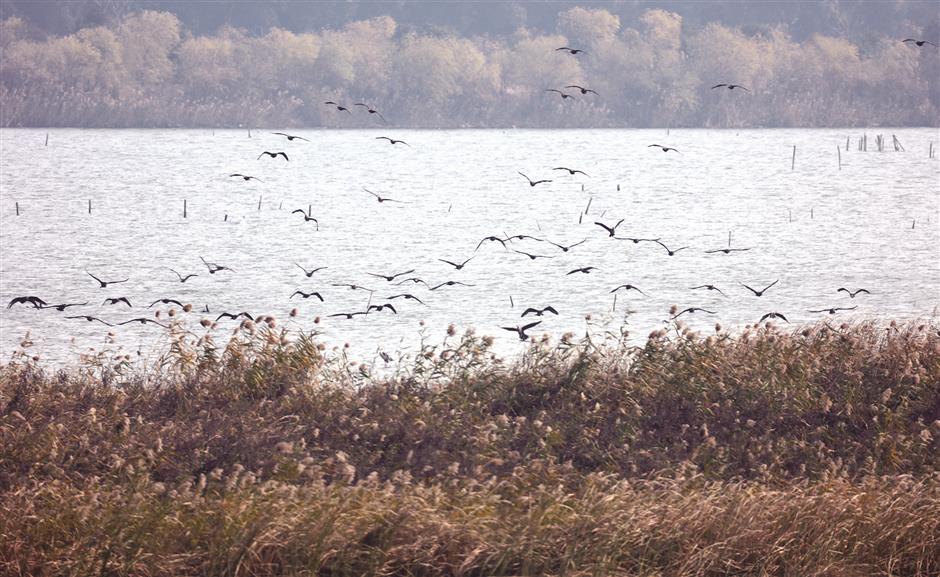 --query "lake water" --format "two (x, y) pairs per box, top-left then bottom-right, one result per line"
(1, 128), (938, 366)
